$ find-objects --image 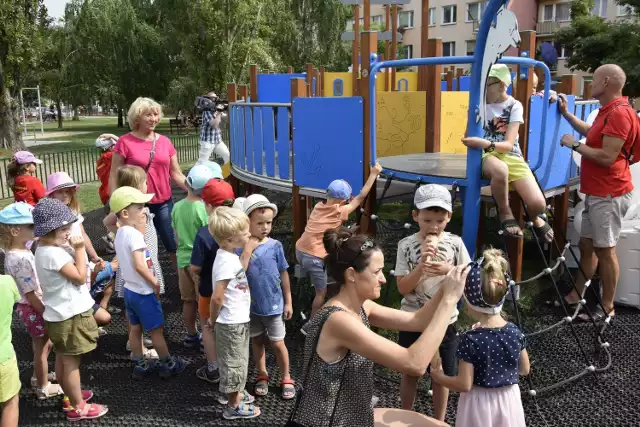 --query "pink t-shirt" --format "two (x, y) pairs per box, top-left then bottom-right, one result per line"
(114, 133), (177, 204)
(295, 202), (350, 259)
